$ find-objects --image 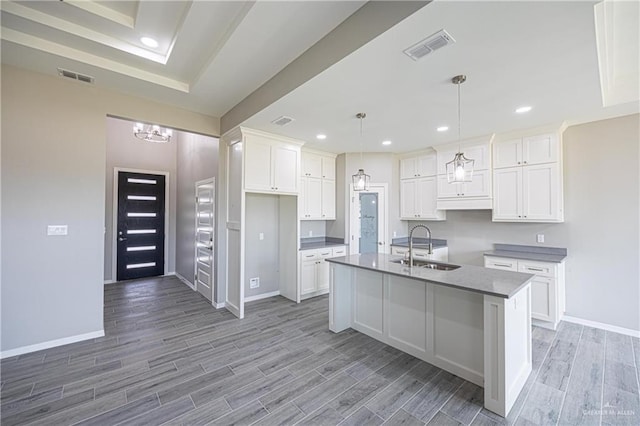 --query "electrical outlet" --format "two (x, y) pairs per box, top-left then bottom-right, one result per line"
(259, 232), (264, 240)
(308, 230), (313, 237)
(537, 234), (545, 243)
(47, 225), (68, 236)
(250, 277), (260, 289)
(393, 231), (397, 238)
